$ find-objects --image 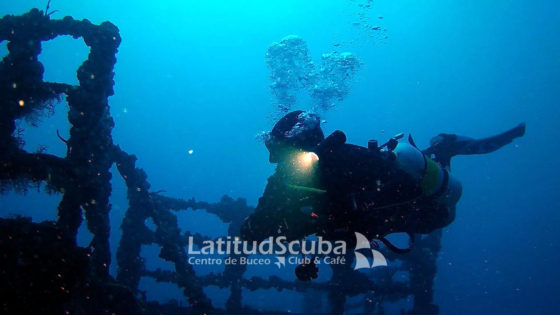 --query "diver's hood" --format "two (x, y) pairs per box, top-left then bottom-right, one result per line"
(265, 111), (324, 163)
